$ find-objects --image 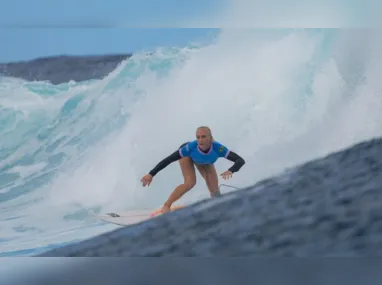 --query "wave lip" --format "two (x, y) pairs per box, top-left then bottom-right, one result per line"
(0, 54), (132, 84)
